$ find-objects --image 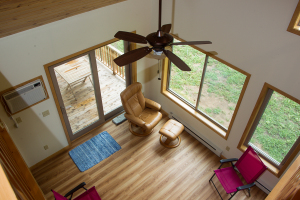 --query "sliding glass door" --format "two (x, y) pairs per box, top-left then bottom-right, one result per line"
(49, 51), (105, 141)
(47, 40), (131, 141)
